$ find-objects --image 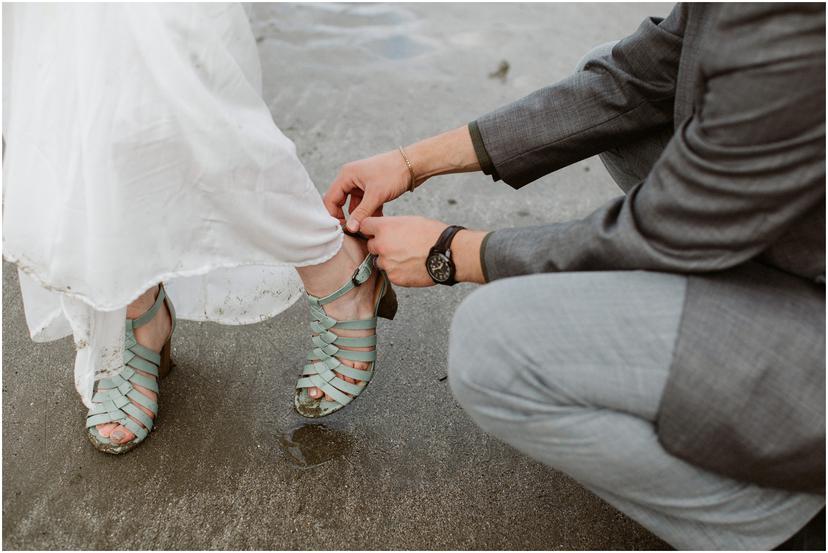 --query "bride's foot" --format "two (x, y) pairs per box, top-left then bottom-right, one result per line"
(95, 285), (172, 445)
(295, 234), (397, 415)
(300, 236), (377, 402)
